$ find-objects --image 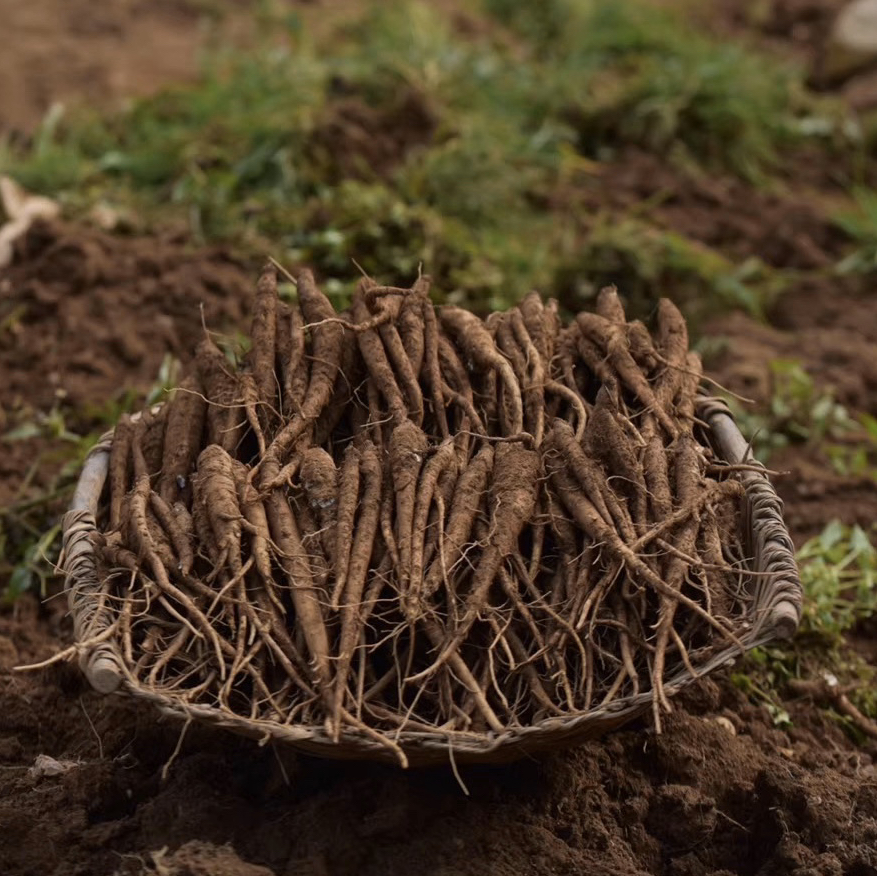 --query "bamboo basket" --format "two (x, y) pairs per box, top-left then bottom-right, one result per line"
(60, 395), (801, 767)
